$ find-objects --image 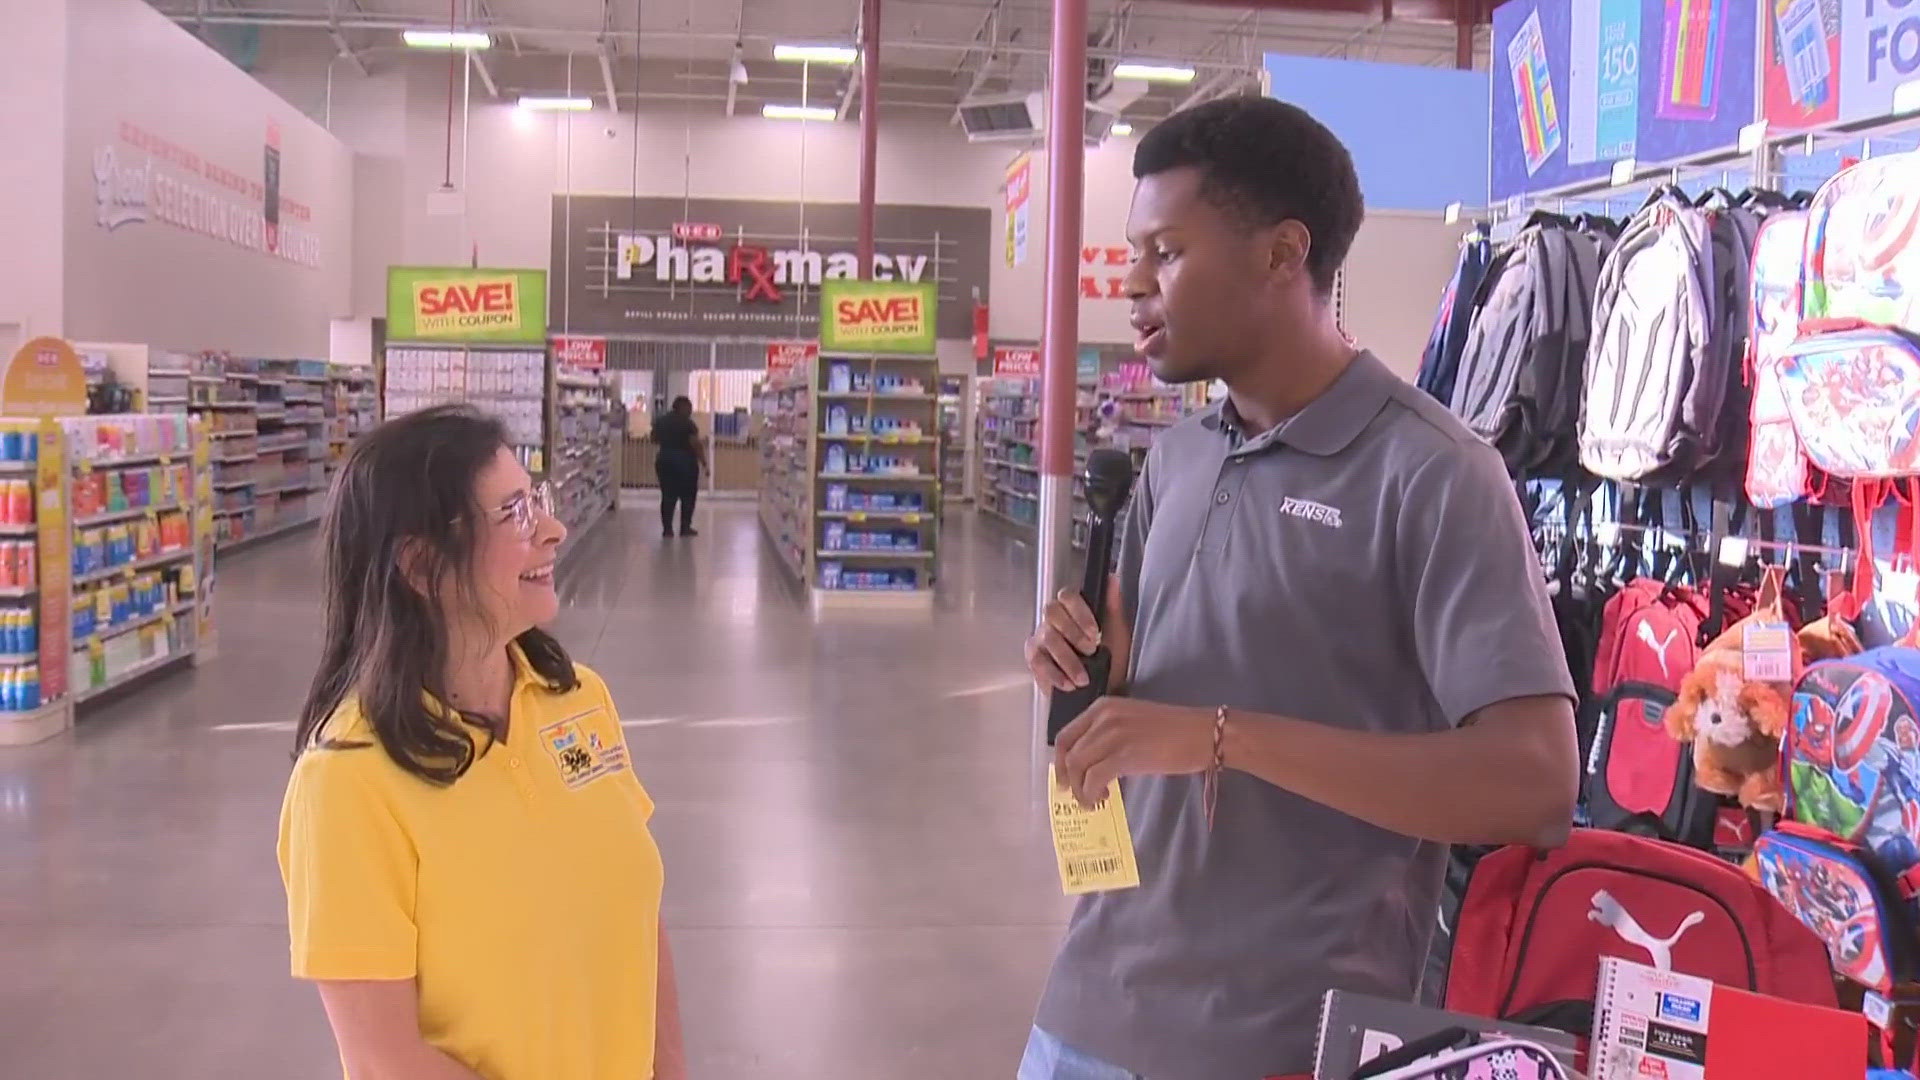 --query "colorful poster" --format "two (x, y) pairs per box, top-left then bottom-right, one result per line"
(1491, 0), (1758, 200)
(1763, 0), (1920, 134)
(1764, 0), (1843, 130)
(1004, 154), (1032, 269)
(1508, 9), (1564, 175)
(1657, 0), (1728, 122)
